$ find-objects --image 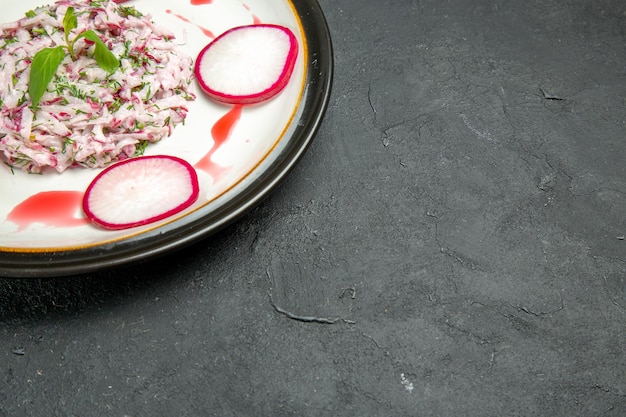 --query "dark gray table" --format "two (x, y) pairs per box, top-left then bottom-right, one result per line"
(1, 0), (624, 415)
